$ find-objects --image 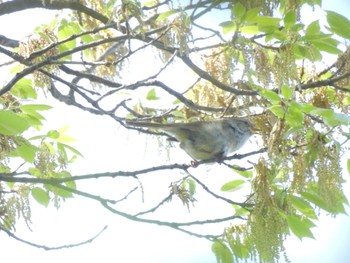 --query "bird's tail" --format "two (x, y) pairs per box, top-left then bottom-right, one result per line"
(125, 119), (170, 129)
